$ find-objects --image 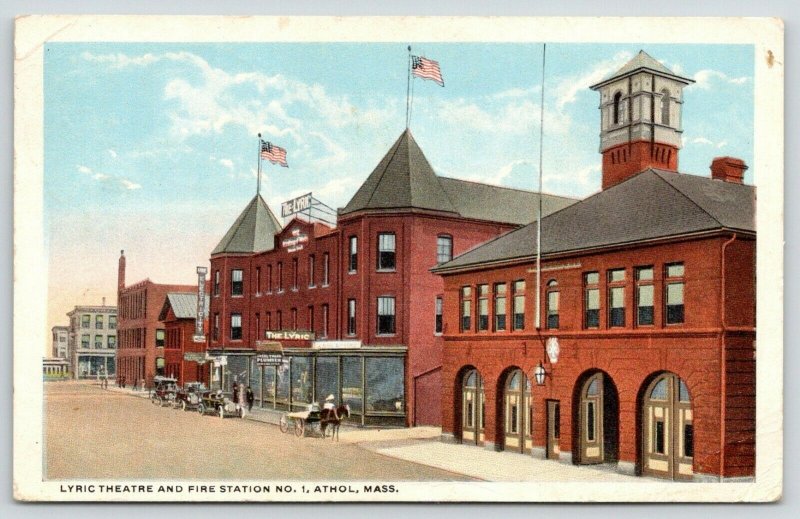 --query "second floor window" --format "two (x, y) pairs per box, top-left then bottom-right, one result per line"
(256, 267), (262, 294)
(81, 334), (90, 348)
(291, 308), (298, 330)
(636, 267), (655, 326)
(477, 284), (489, 331)
(309, 255), (316, 287)
(231, 269), (243, 296)
(437, 235), (453, 264)
(230, 313), (242, 340)
(585, 272), (600, 328)
(278, 262), (284, 292)
(107, 336), (116, 349)
(435, 296), (443, 334)
(377, 233), (396, 270)
(546, 280), (559, 329)
(323, 253), (330, 285)
(94, 335), (103, 348)
(95, 315), (104, 329)
(214, 270), (220, 296)
(665, 263), (685, 324)
(461, 286), (472, 332)
(349, 236), (358, 272)
(155, 329), (165, 347)
(608, 269), (626, 327)
(292, 258), (299, 290)
(513, 280), (525, 330)
(347, 299), (357, 335)
(377, 297), (396, 335)
(267, 265), (273, 293)
(494, 283), (507, 331)
(109, 315), (117, 330)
